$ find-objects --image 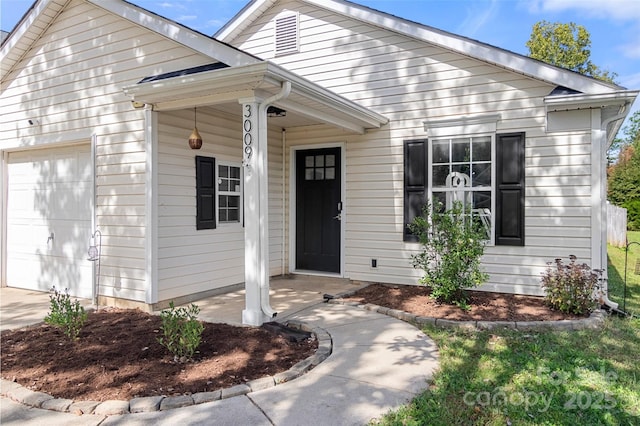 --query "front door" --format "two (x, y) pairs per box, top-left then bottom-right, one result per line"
(295, 147), (341, 273)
